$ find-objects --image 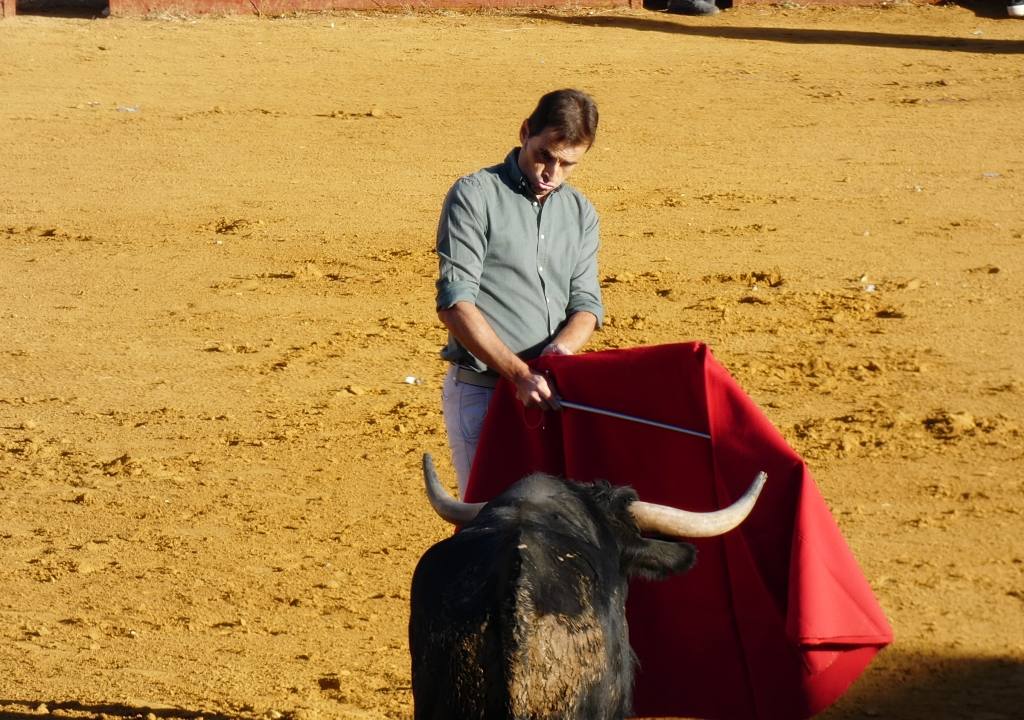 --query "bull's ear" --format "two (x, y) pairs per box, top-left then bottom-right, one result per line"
(623, 539), (697, 580)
